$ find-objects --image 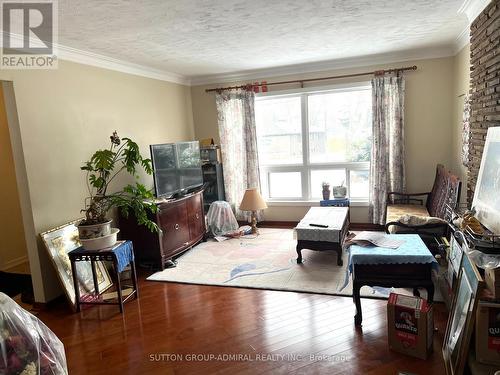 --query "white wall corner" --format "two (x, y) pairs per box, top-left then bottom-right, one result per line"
(458, 0), (492, 23)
